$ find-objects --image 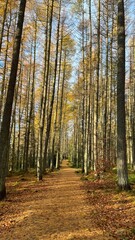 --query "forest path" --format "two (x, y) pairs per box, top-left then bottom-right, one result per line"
(0, 160), (113, 240)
